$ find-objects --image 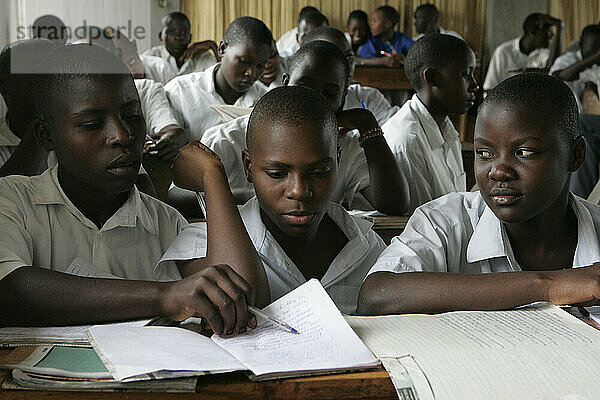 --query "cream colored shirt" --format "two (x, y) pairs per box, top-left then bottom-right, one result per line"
(140, 54), (177, 84)
(158, 197), (386, 314)
(142, 45), (216, 77)
(382, 94), (466, 213)
(0, 166), (187, 281)
(344, 84), (399, 125)
(483, 37), (550, 91)
(134, 78), (179, 135)
(165, 63), (267, 141)
(413, 26), (463, 41)
(276, 28), (298, 54)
